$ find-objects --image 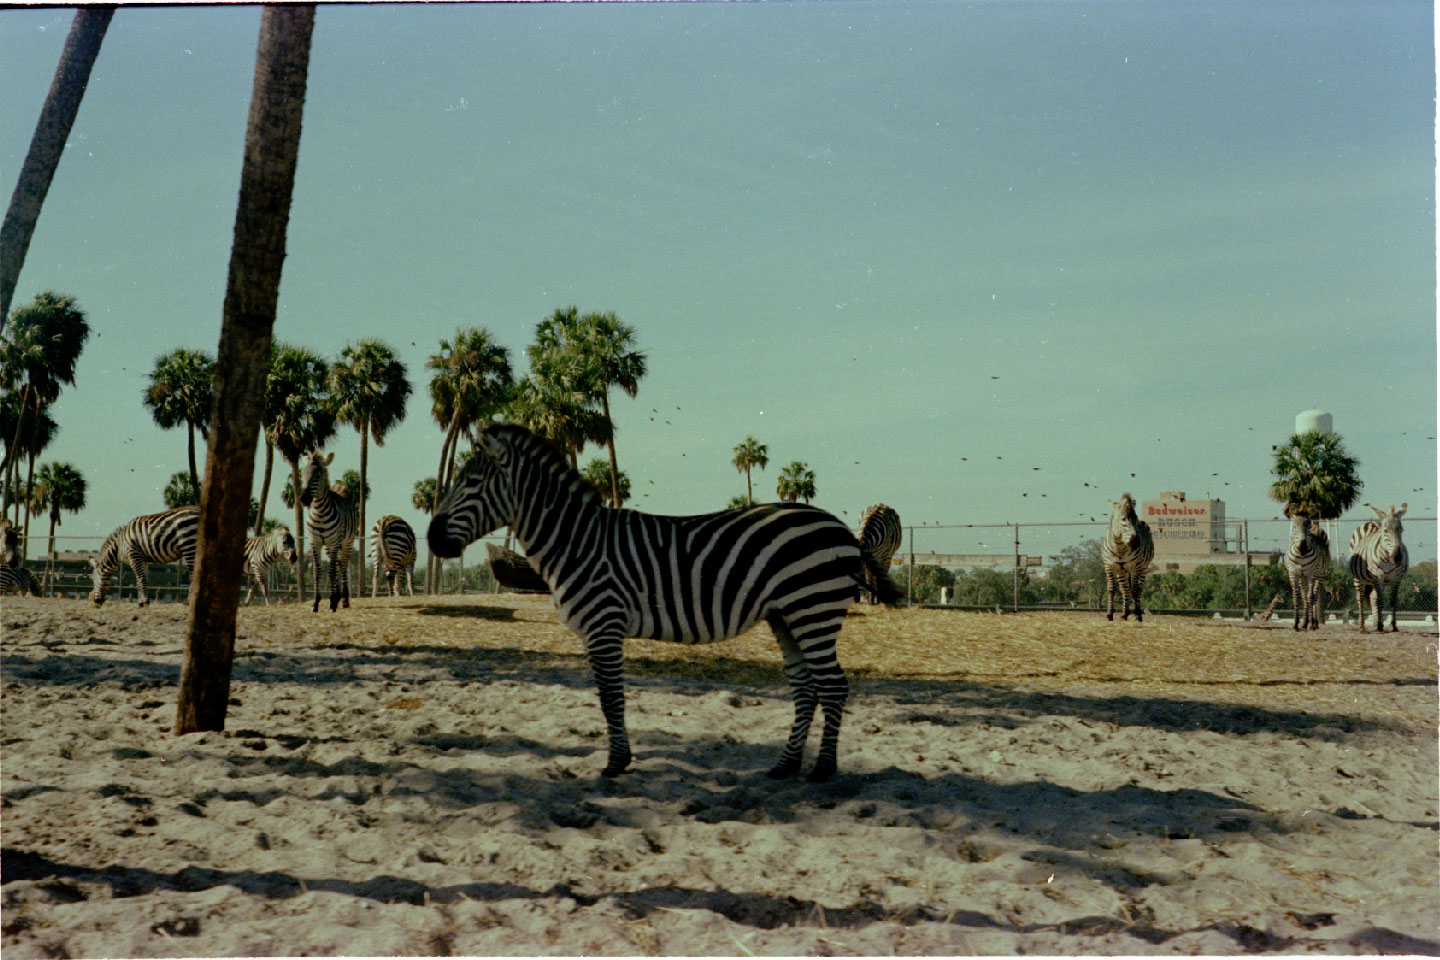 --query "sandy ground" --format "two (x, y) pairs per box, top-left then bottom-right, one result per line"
(2, 592), (1437, 957)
